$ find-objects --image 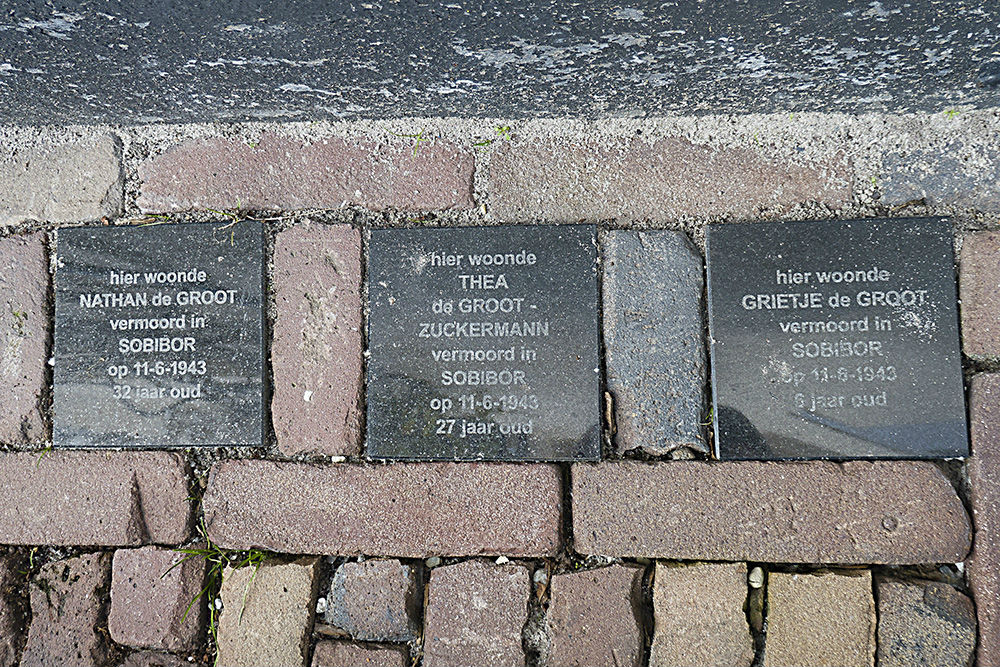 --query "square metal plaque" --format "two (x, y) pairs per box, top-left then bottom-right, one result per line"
(367, 225), (601, 461)
(706, 217), (967, 460)
(53, 222), (265, 447)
